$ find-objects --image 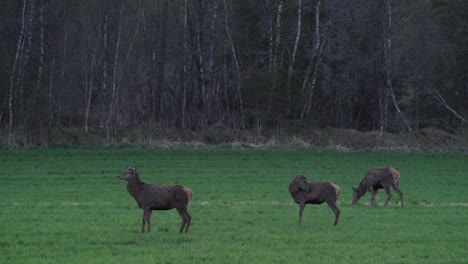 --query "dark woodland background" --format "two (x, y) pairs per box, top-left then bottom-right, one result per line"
(0, 0), (467, 148)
